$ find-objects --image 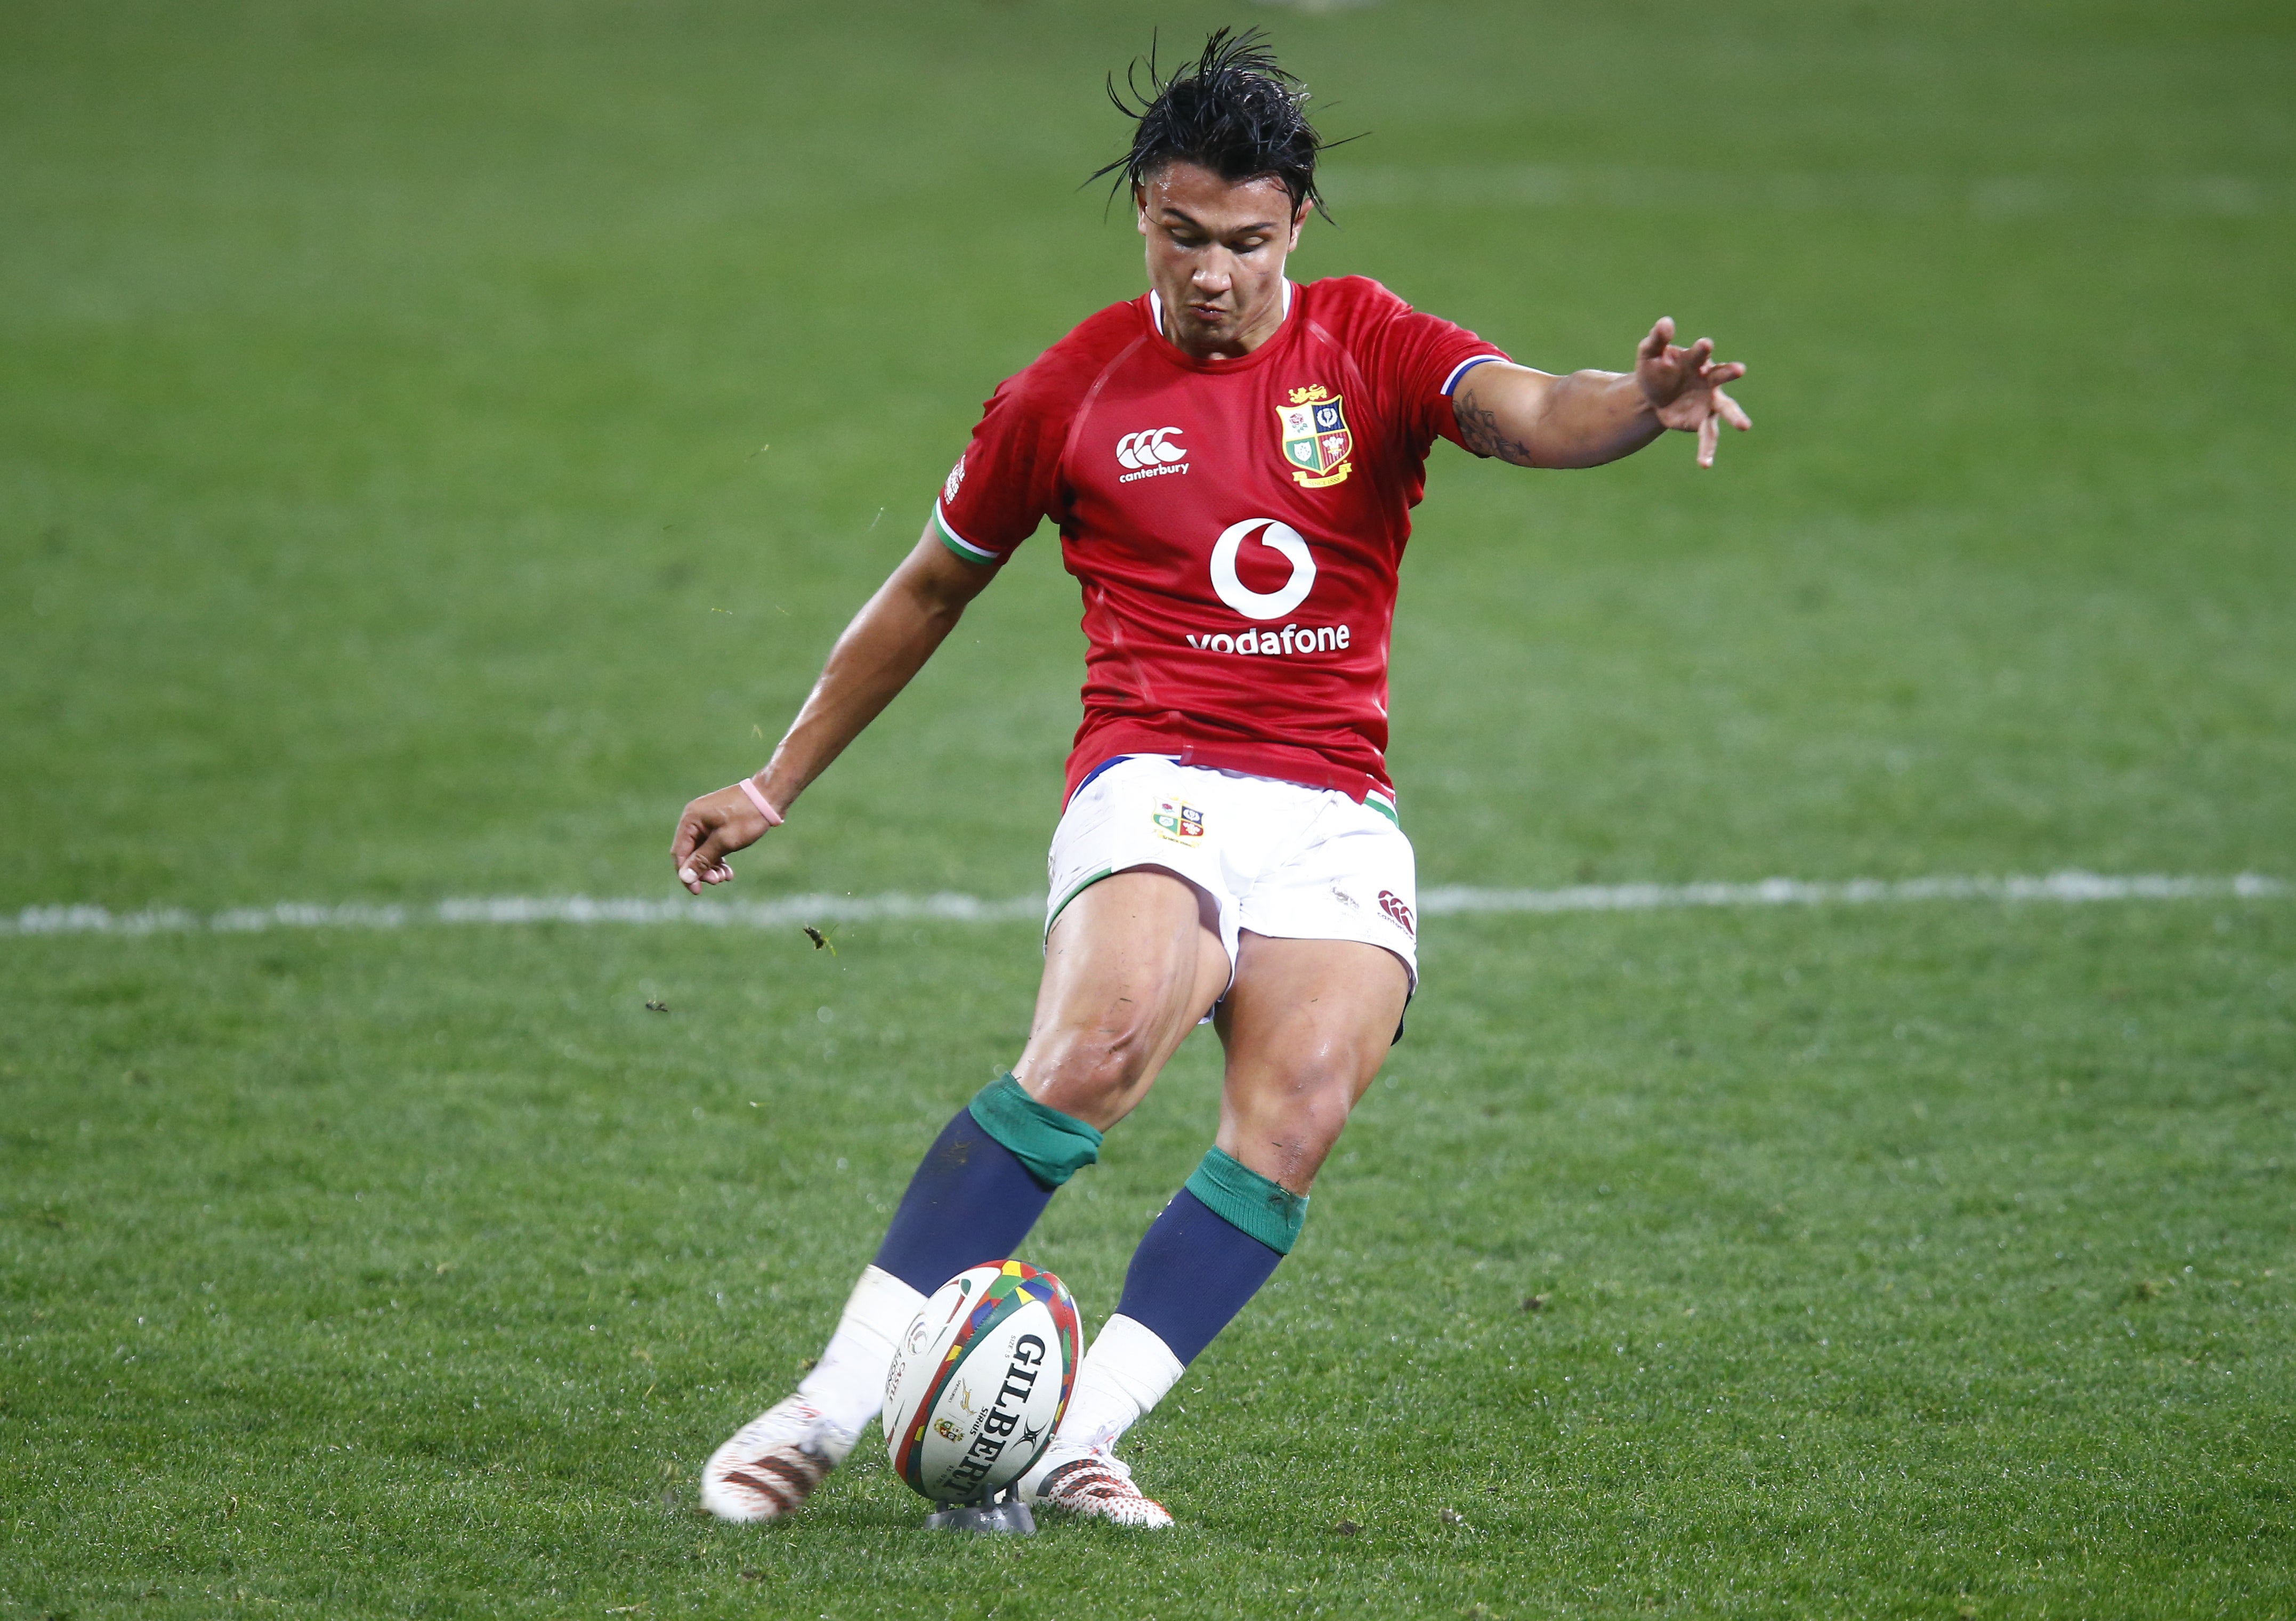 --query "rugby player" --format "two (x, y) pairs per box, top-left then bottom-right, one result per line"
(675, 29), (1748, 1528)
